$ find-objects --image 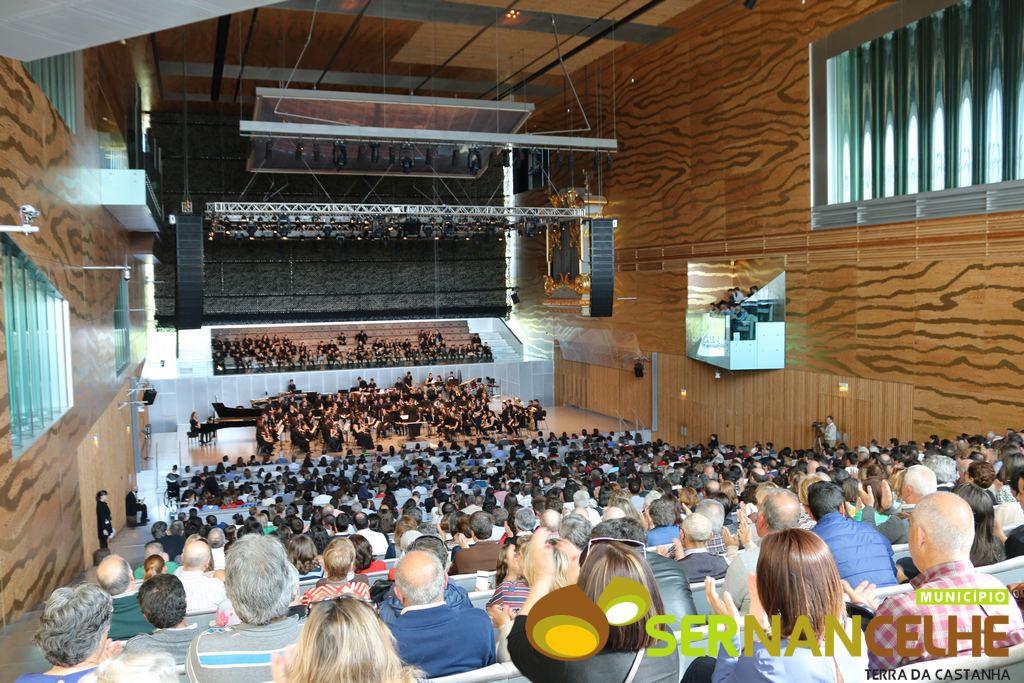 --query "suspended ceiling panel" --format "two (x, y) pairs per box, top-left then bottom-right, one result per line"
(393, 23), (623, 80)
(450, 0), (690, 27)
(0, 0), (280, 61)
